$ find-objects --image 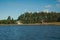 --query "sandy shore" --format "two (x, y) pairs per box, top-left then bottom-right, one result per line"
(0, 22), (60, 26)
(0, 23), (51, 26)
(46, 22), (60, 26)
